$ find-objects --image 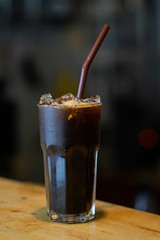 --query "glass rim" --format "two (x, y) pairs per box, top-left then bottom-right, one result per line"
(37, 102), (102, 109)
